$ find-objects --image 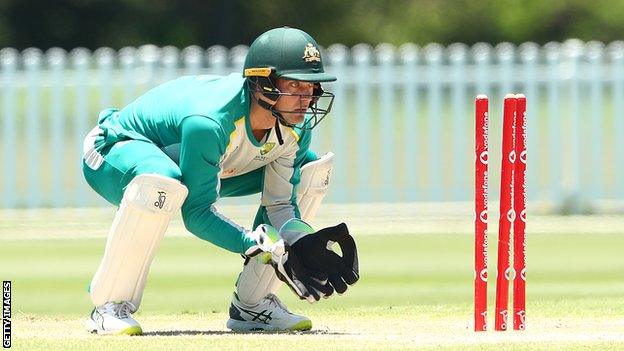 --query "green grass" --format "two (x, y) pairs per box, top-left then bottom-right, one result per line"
(1, 216), (624, 350)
